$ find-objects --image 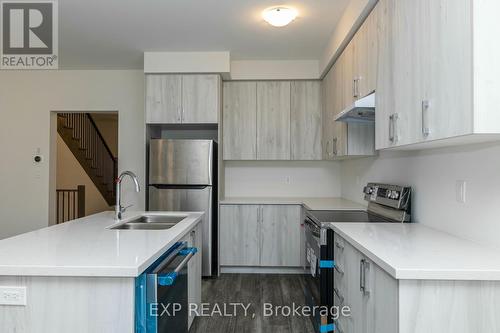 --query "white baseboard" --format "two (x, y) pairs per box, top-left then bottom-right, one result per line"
(220, 266), (307, 274)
